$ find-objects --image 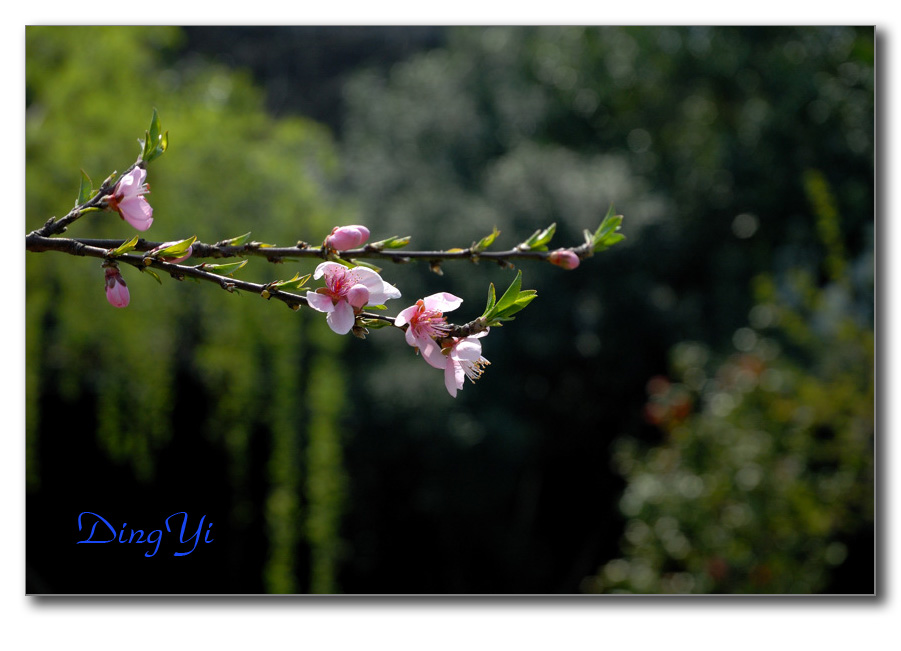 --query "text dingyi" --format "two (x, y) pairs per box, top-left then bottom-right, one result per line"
(76, 512), (214, 558)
